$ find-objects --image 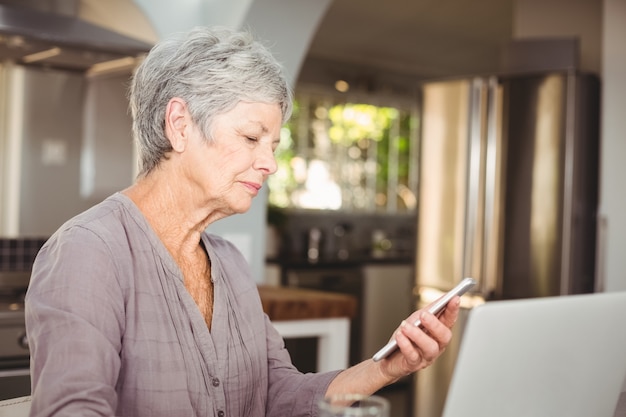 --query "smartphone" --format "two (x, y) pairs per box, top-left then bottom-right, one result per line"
(372, 277), (477, 362)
